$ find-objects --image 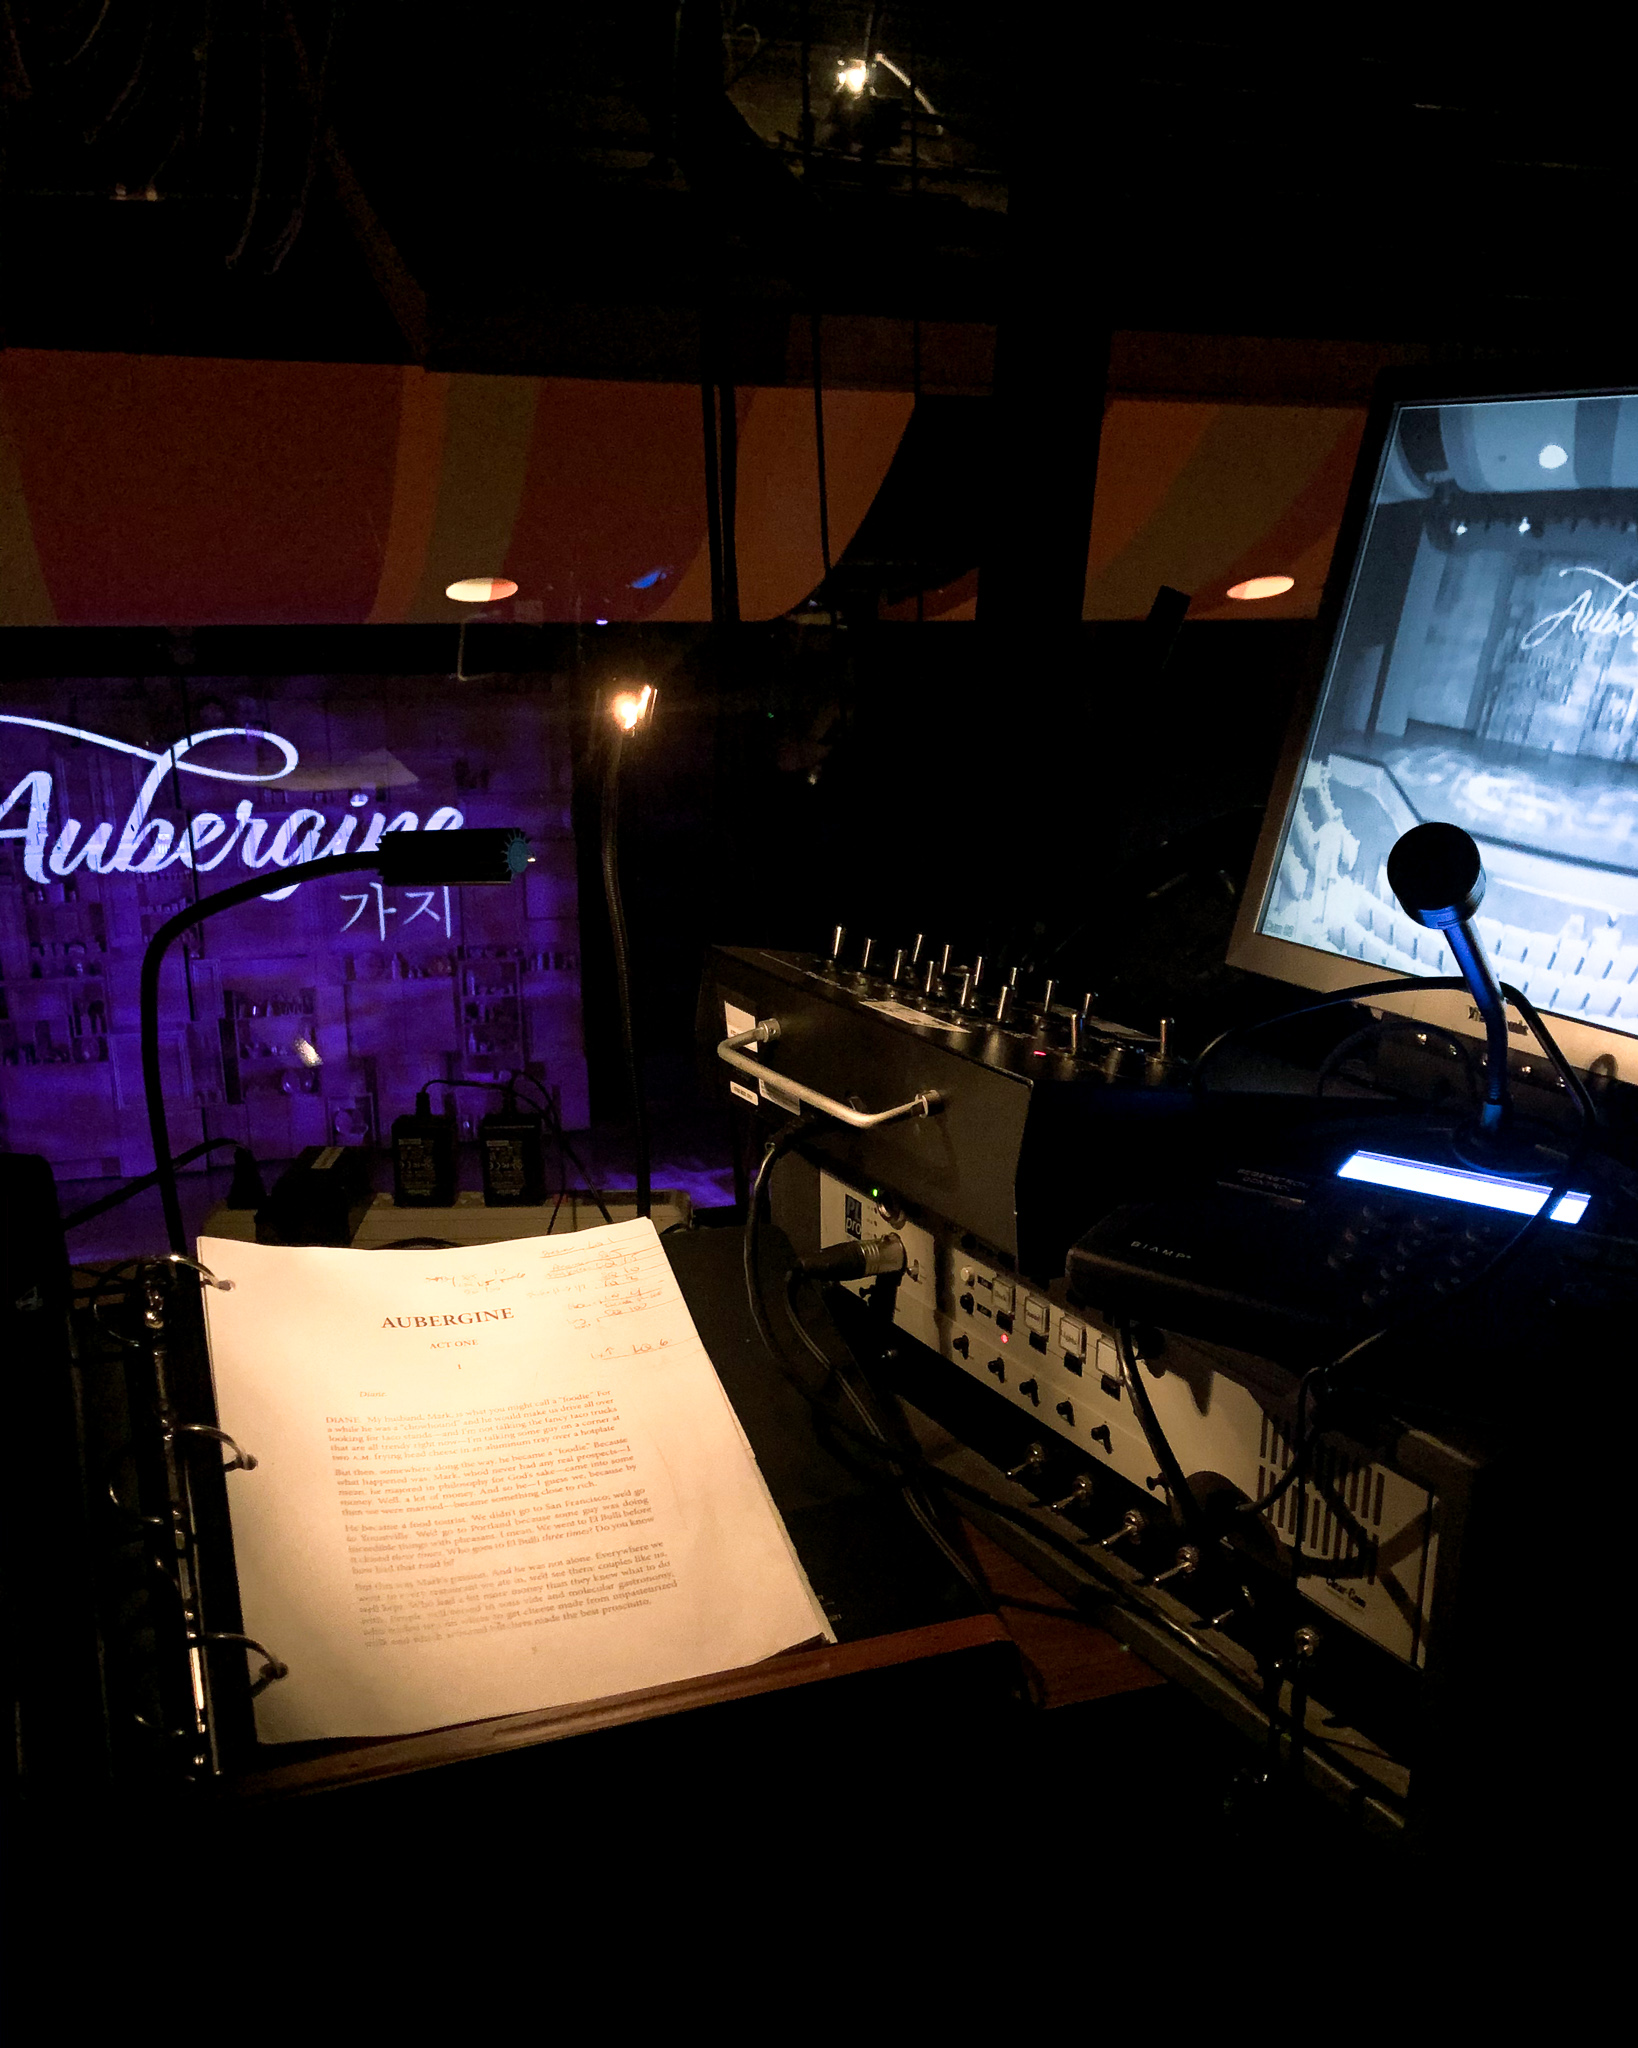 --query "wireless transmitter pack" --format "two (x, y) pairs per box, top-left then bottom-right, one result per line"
(479, 1104), (548, 1206)
(392, 1090), (457, 1206)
